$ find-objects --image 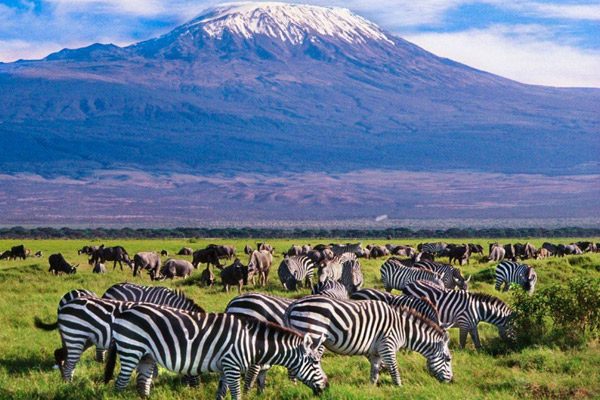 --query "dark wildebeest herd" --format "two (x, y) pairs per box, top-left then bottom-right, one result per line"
(0, 239), (591, 399)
